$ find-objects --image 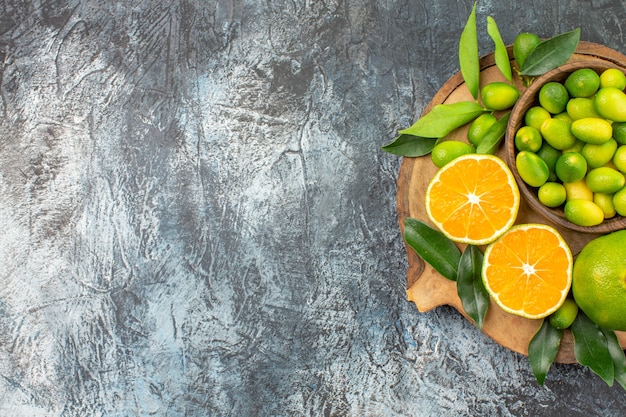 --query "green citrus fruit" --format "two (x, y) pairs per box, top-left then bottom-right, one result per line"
(555, 152), (588, 183)
(564, 68), (600, 98)
(514, 126), (542, 152)
(600, 68), (626, 90)
(612, 122), (626, 145)
(481, 82), (520, 111)
(566, 97), (601, 120)
(564, 179), (593, 201)
(585, 166), (625, 194)
(549, 298), (579, 329)
(613, 145), (626, 173)
(536, 142), (560, 181)
(594, 87), (626, 122)
(513, 33), (541, 69)
(539, 82), (569, 114)
(613, 186), (626, 216)
(538, 182), (566, 207)
(581, 139), (618, 168)
(431, 141), (475, 168)
(468, 113), (498, 146)
(573, 230), (626, 331)
(525, 106), (551, 131)
(564, 199), (605, 226)
(593, 192), (617, 219)
(516, 150), (550, 187)
(541, 118), (577, 150)
(570, 117), (613, 144)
